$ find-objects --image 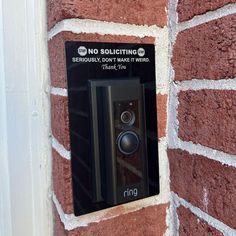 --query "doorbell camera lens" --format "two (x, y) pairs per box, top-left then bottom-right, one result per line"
(120, 110), (135, 125)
